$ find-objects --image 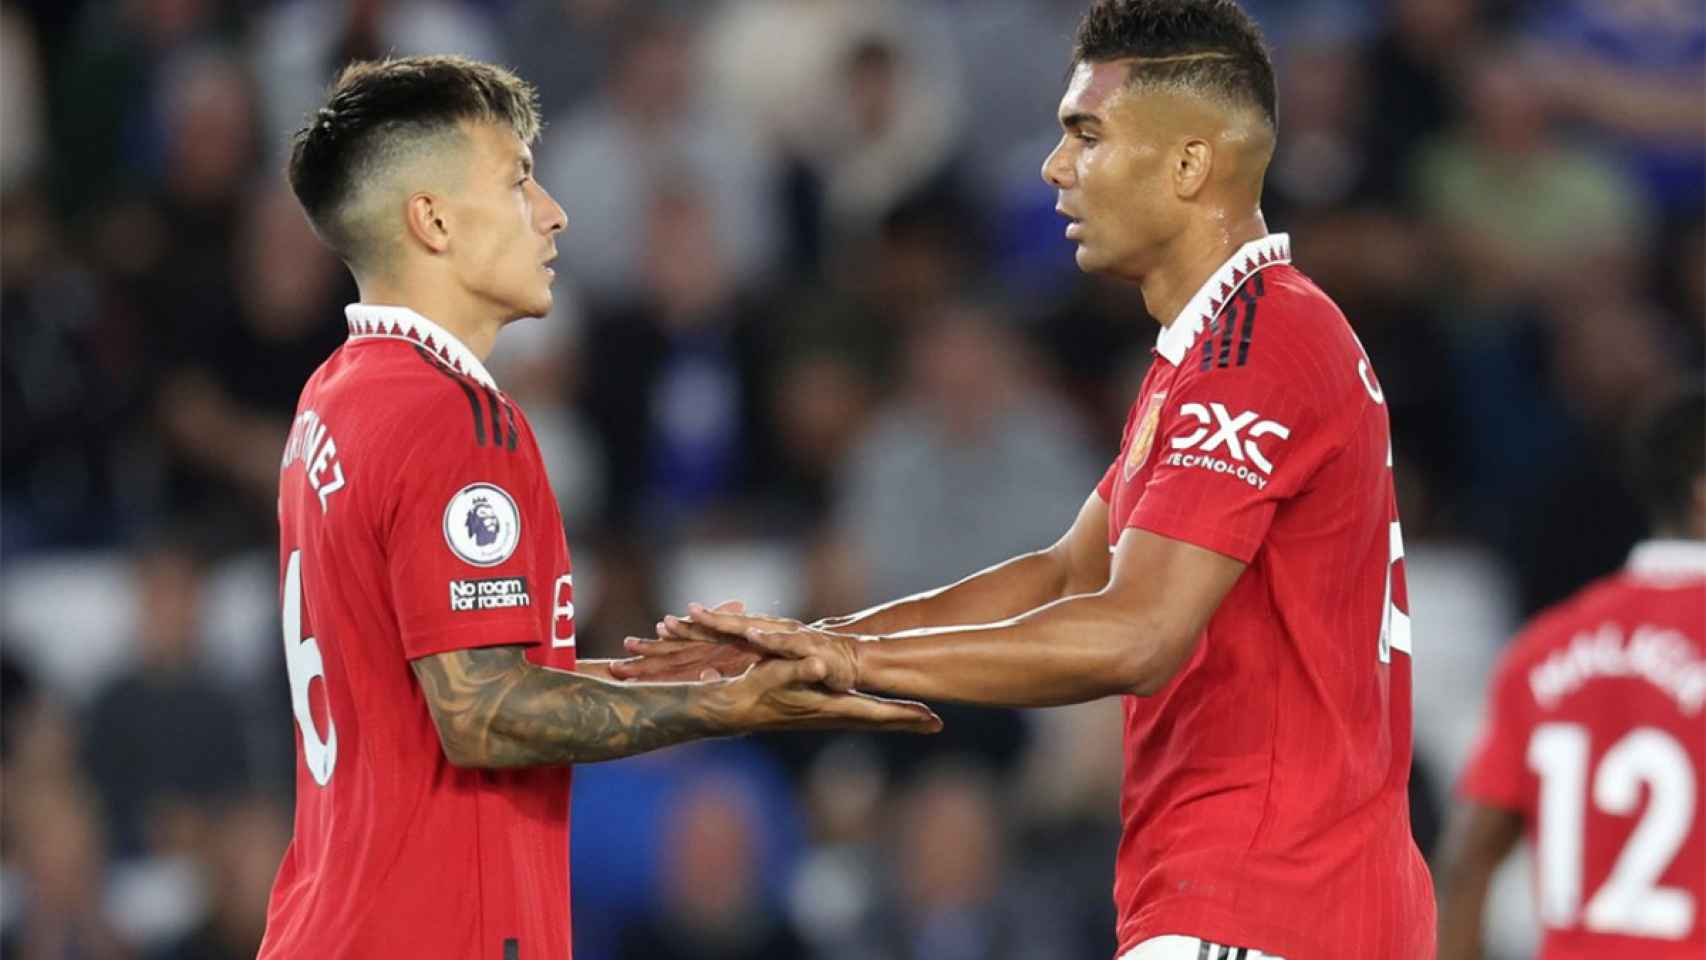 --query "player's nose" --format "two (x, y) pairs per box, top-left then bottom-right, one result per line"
(535, 181), (567, 235)
(1041, 139), (1073, 189)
